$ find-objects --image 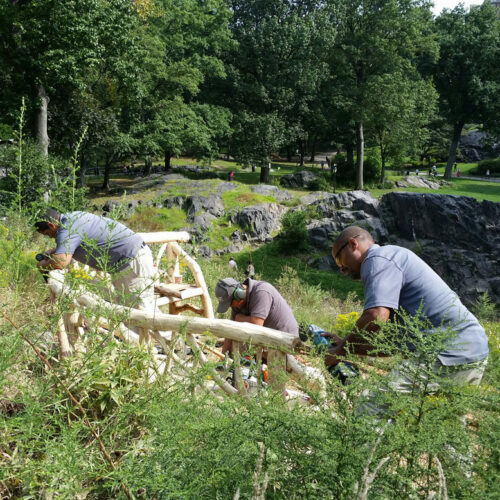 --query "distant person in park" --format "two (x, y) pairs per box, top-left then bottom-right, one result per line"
(35, 208), (155, 310)
(245, 261), (255, 279)
(457, 168), (461, 177)
(321, 160), (325, 170)
(453, 162), (457, 172)
(215, 277), (299, 355)
(228, 257), (238, 270)
(228, 170), (234, 182)
(486, 169), (490, 177)
(415, 168), (419, 176)
(325, 226), (489, 413)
